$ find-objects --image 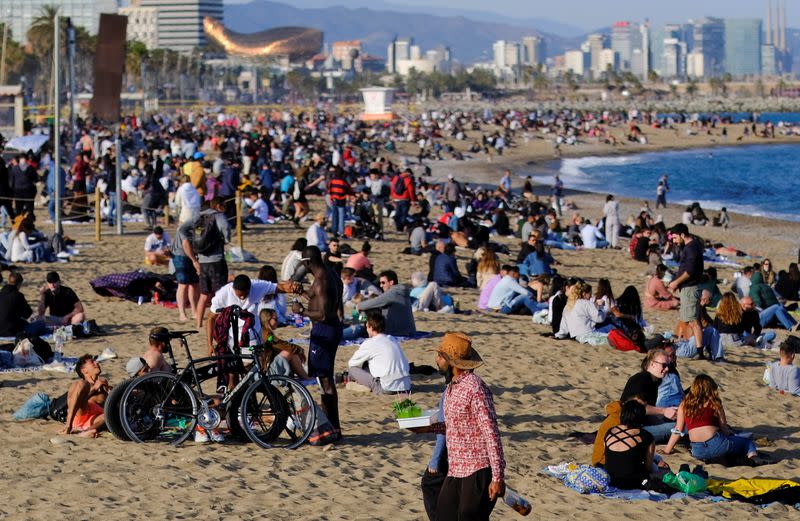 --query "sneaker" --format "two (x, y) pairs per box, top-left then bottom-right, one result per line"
(194, 428), (209, 443)
(209, 429), (225, 443)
